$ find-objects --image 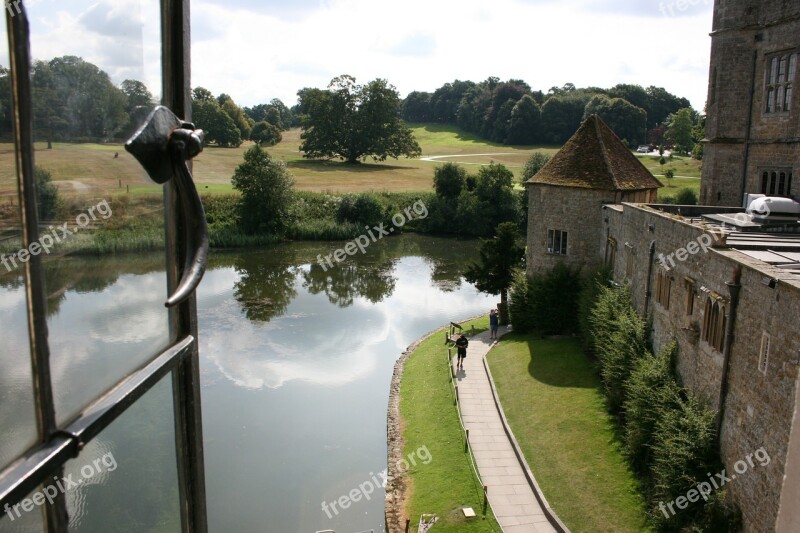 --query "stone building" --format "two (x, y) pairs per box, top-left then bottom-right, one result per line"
(525, 115), (661, 274)
(524, 3), (800, 526)
(701, 0), (799, 207)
